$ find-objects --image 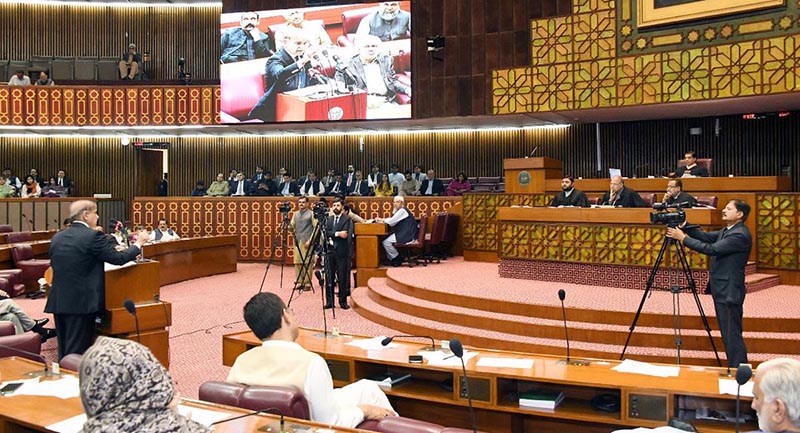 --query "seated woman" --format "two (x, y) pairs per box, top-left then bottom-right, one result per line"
(41, 177), (68, 198)
(79, 337), (209, 433)
(374, 173), (395, 197)
(21, 175), (40, 198)
(445, 172), (471, 196)
(0, 176), (15, 198)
